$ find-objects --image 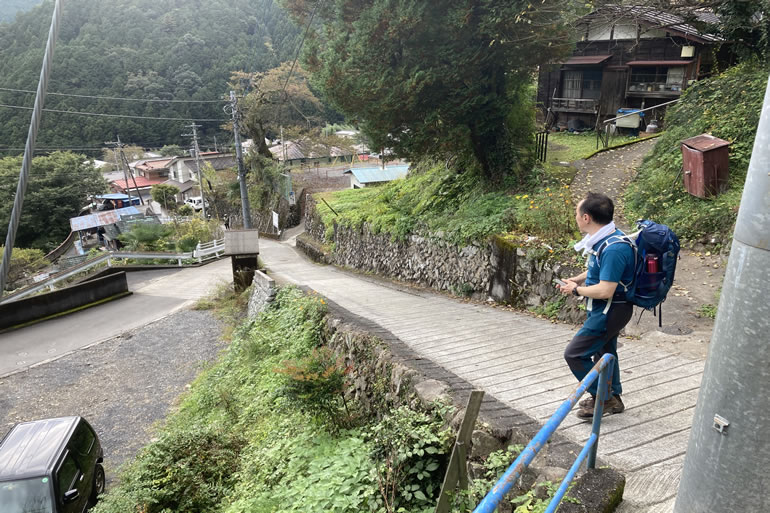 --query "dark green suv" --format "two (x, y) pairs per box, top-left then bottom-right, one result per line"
(0, 417), (104, 513)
